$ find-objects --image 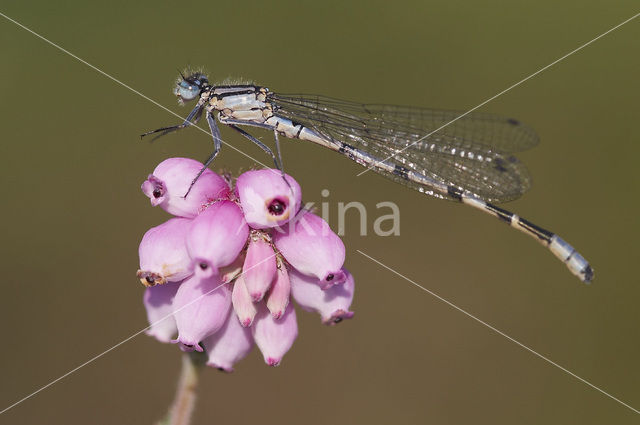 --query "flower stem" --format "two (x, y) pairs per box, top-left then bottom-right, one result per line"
(158, 352), (205, 425)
